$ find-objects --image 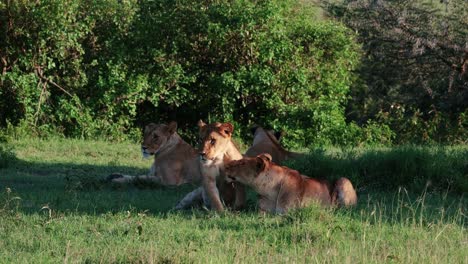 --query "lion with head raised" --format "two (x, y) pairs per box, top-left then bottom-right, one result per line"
(246, 126), (303, 164)
(175, 120), (246, 212)
(108, 121), (201, 186)
(225, 154), (357, 214)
